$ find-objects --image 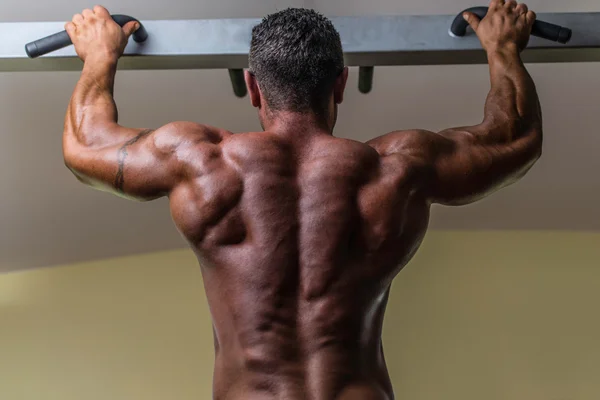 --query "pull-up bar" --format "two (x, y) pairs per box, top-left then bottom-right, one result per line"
(450, 7), (573, 43)
(24, 15), (149, 58)
(1, 8), (599, 97)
